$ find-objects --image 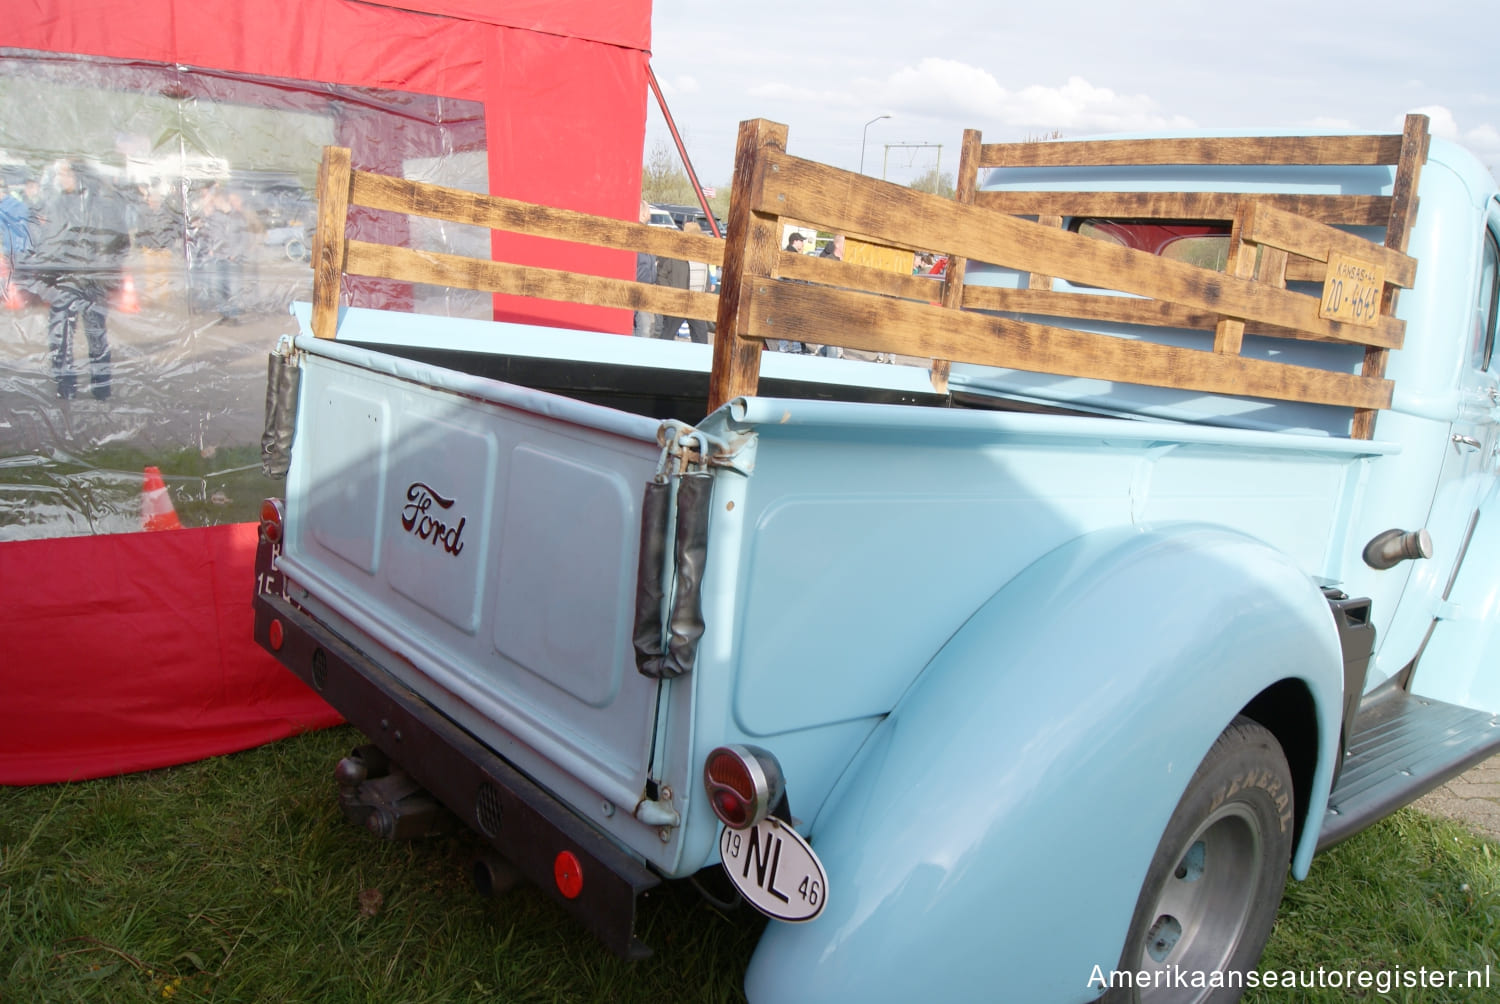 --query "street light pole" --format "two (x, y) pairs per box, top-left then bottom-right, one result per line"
(860, 114), (891, 175)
